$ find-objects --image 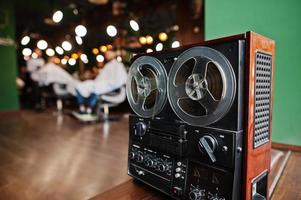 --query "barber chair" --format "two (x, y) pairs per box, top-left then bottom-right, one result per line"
(72, 86), (126, 122)
(96, 86), (126, 121)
